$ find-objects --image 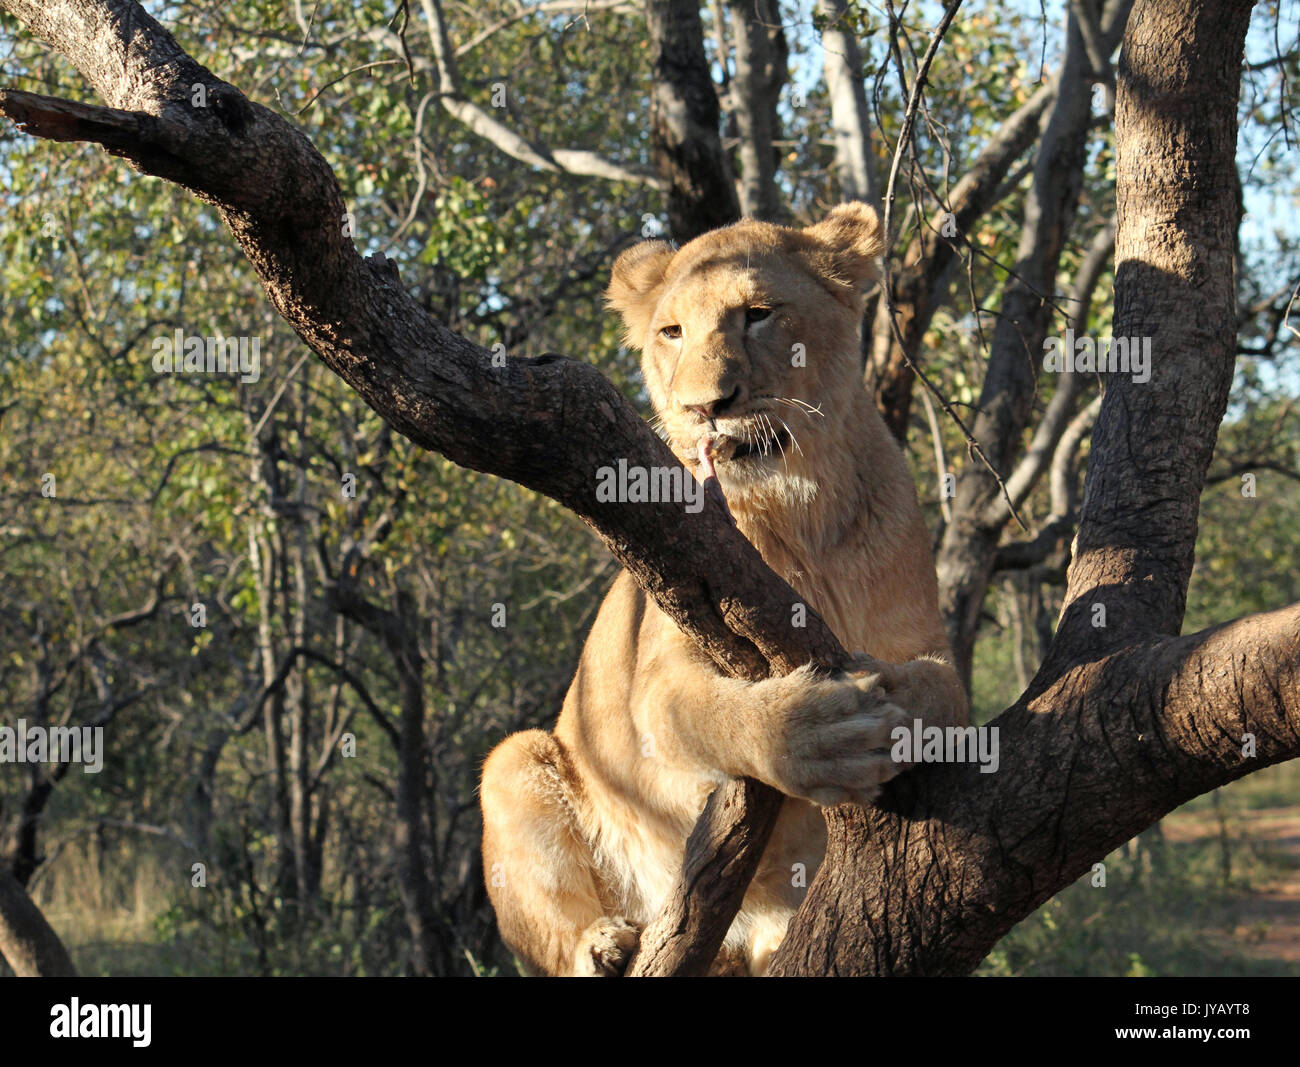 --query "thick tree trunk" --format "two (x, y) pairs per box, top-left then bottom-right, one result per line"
(771, 605), (1297, 975)
(1048, 0), (1254, 663)
(771, 0), (1260, 975)
(645, 0), (742, 240)
(0, 869), (77, 976)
